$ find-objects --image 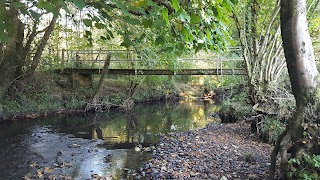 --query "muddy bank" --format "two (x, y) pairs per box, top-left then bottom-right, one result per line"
(137, 123), (274, 179)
